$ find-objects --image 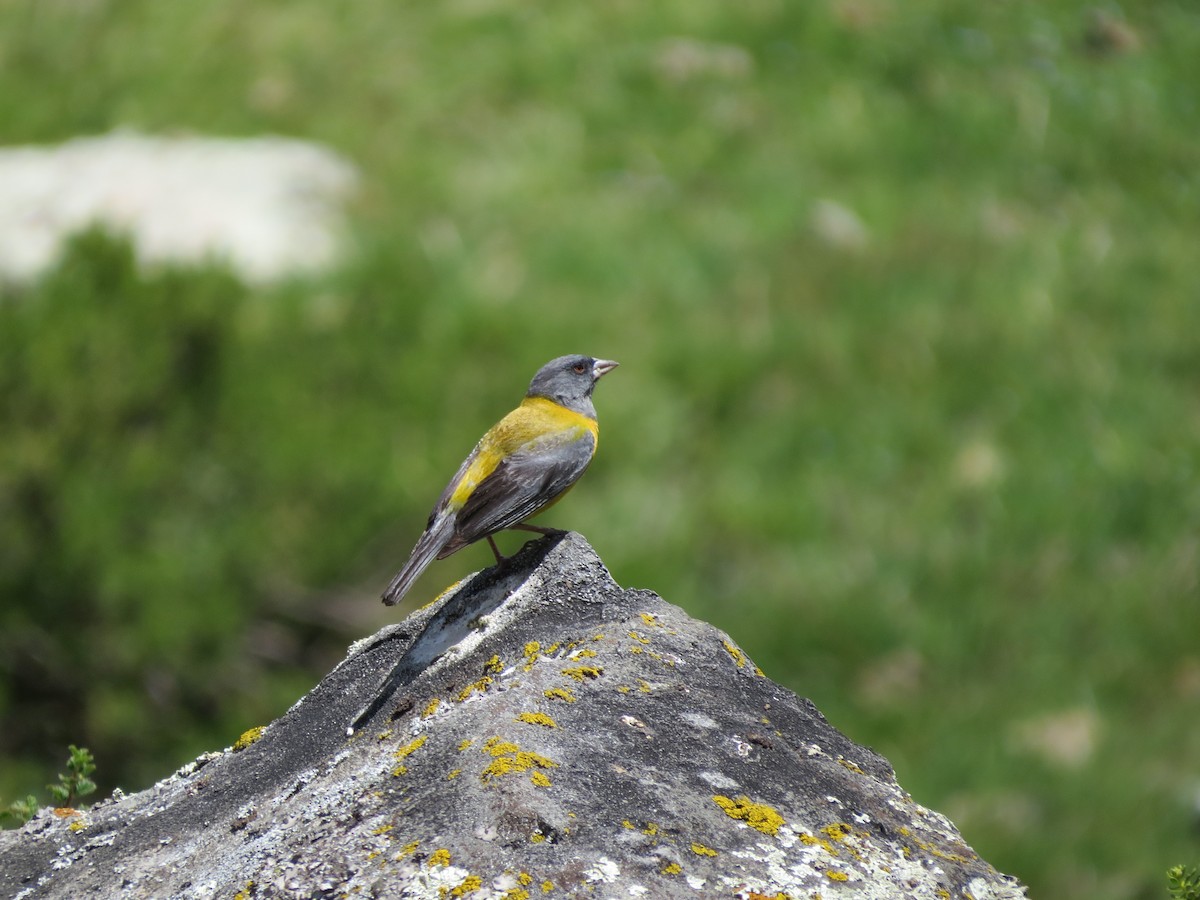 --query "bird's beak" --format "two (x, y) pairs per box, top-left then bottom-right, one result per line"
(592, 359), (619, 379)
